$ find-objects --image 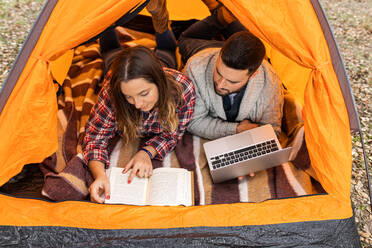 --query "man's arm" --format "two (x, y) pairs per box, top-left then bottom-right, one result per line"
(257, 65), (284, 136)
